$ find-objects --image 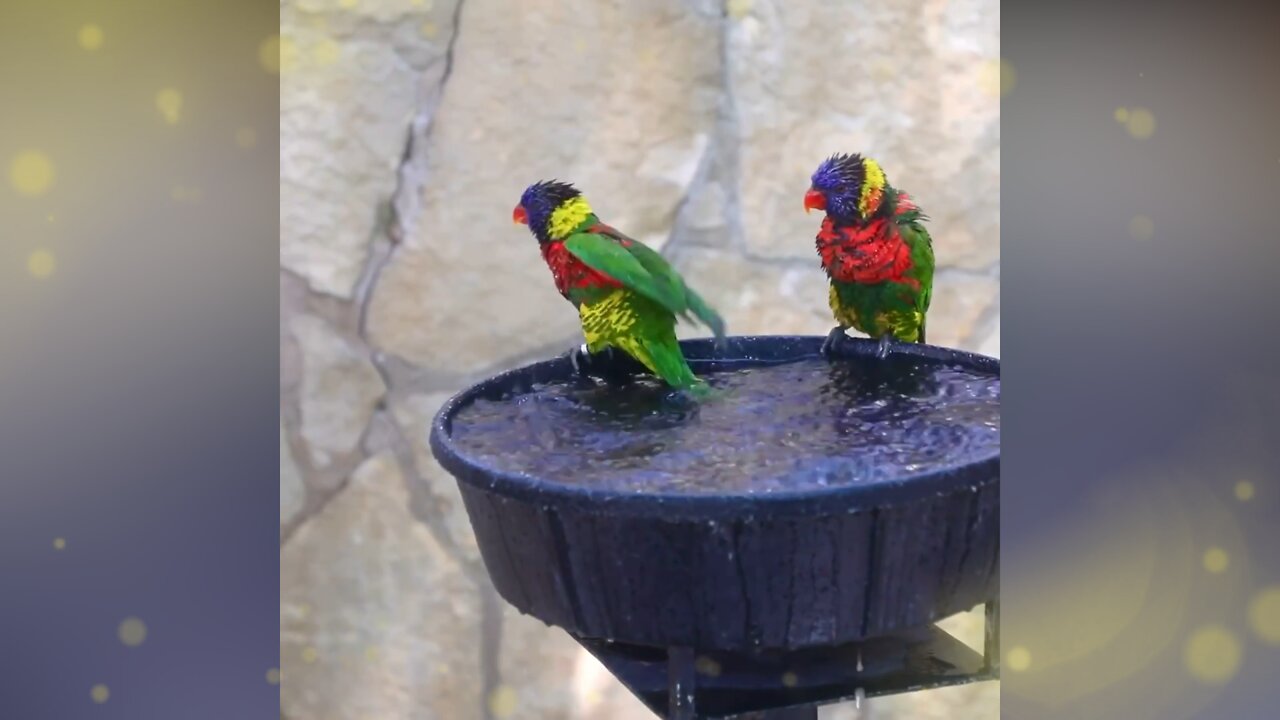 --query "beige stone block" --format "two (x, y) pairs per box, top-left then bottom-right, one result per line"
(281, 454), (483, 720)
(280, 0), (458, 297)
(281, 422), (306, 528)
(389, 392), (482, 563)
(291, 314), (385, 467)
